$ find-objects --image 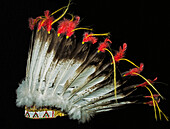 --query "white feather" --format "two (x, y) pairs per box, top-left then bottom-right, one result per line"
(59, 61), (82, 95)
(65, 66), (96, 95)
(38, 51), (55, 92)
(69, 76), (106, 103)
(51, 60), (73, 95)
(32, 41), (50, 93)
(28, 39), (41, 92)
